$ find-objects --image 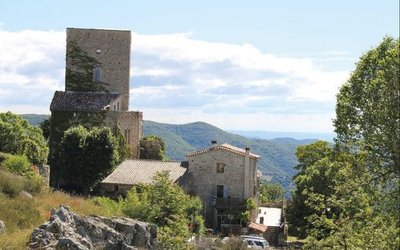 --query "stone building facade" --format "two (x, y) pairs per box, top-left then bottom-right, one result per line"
(49, 28), (142, 190)
(186, 141), (260, 231)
